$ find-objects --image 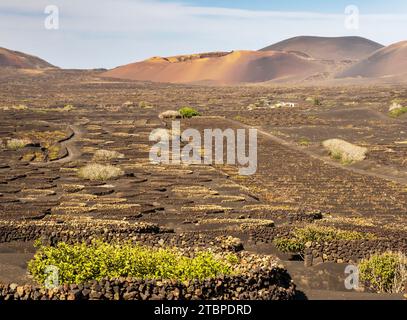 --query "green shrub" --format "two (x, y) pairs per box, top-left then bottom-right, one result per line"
(295, 225), (370, 242)
(298, 138), (311, 146)
(273, 237), (305, 254)
(225, 253), (239, 265)
(359, 252), (407, 293)
(179, 107), (200, 118)
(28, 241), (237, 285)
(77, 163), (124, 181)
(389, 106), (407, 118)
(273, 225), (374, 255)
